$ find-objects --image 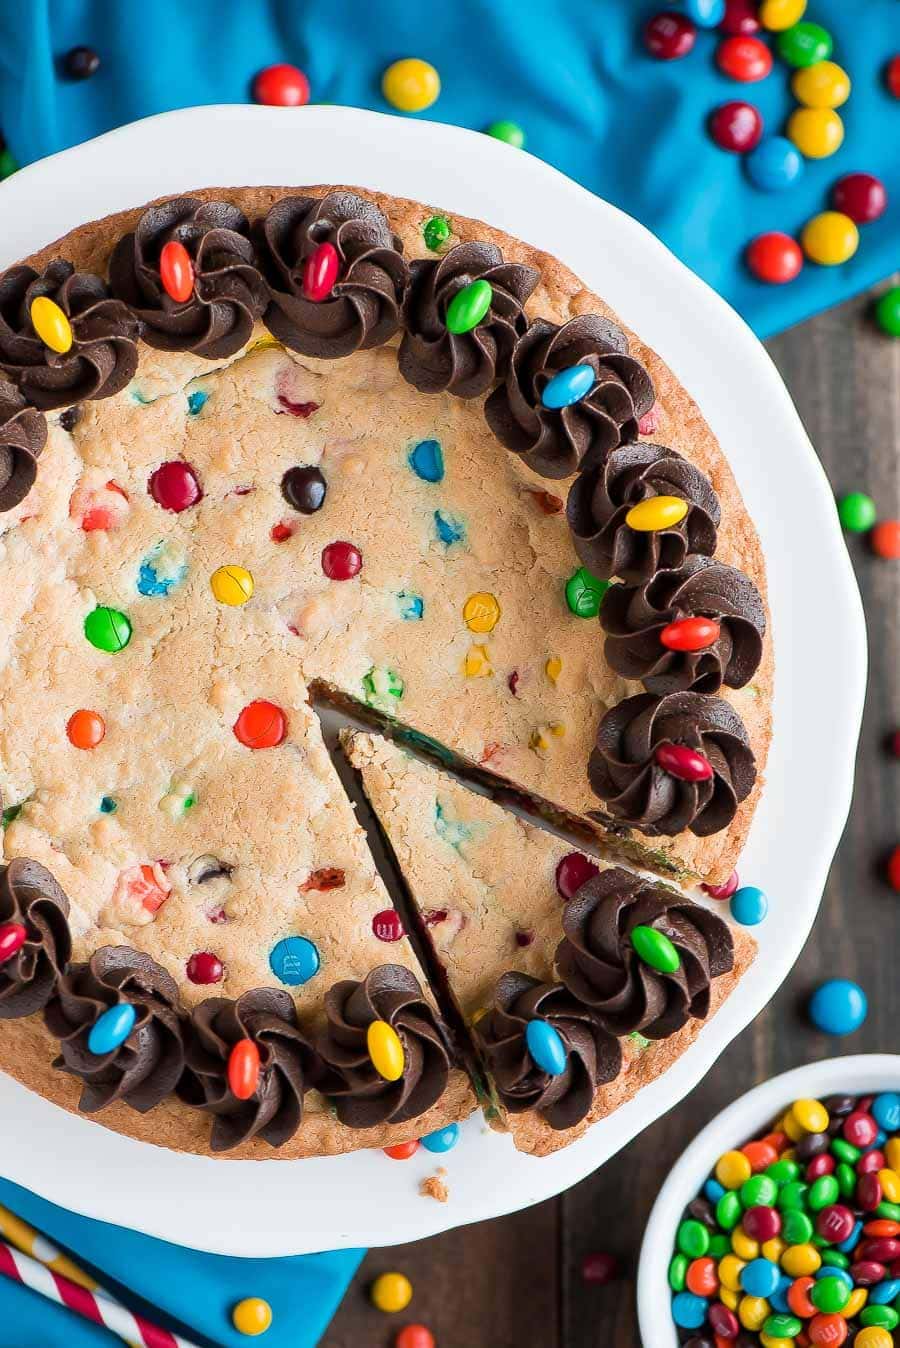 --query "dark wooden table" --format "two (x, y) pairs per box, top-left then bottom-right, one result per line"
(325, 281), (900, 1348)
